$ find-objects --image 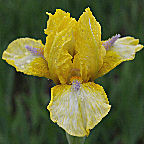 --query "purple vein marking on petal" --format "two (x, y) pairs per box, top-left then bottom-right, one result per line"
(102, 34), (121, 50)
(72, 80), (81, 91)
(25, 45), (44, 58)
